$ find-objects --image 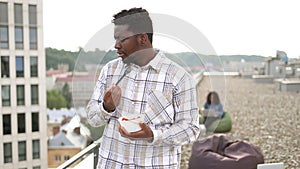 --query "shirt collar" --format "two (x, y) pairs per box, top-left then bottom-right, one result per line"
(143, 49), (164, 72)
(123, 49), (165, 72)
